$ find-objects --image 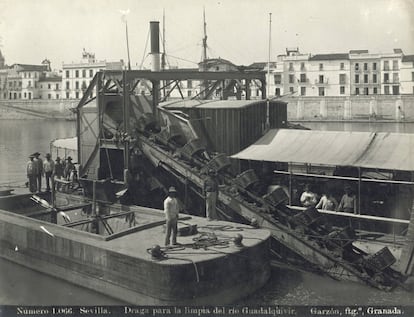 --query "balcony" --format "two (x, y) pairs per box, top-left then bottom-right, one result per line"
(314, 78), (329, 85)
